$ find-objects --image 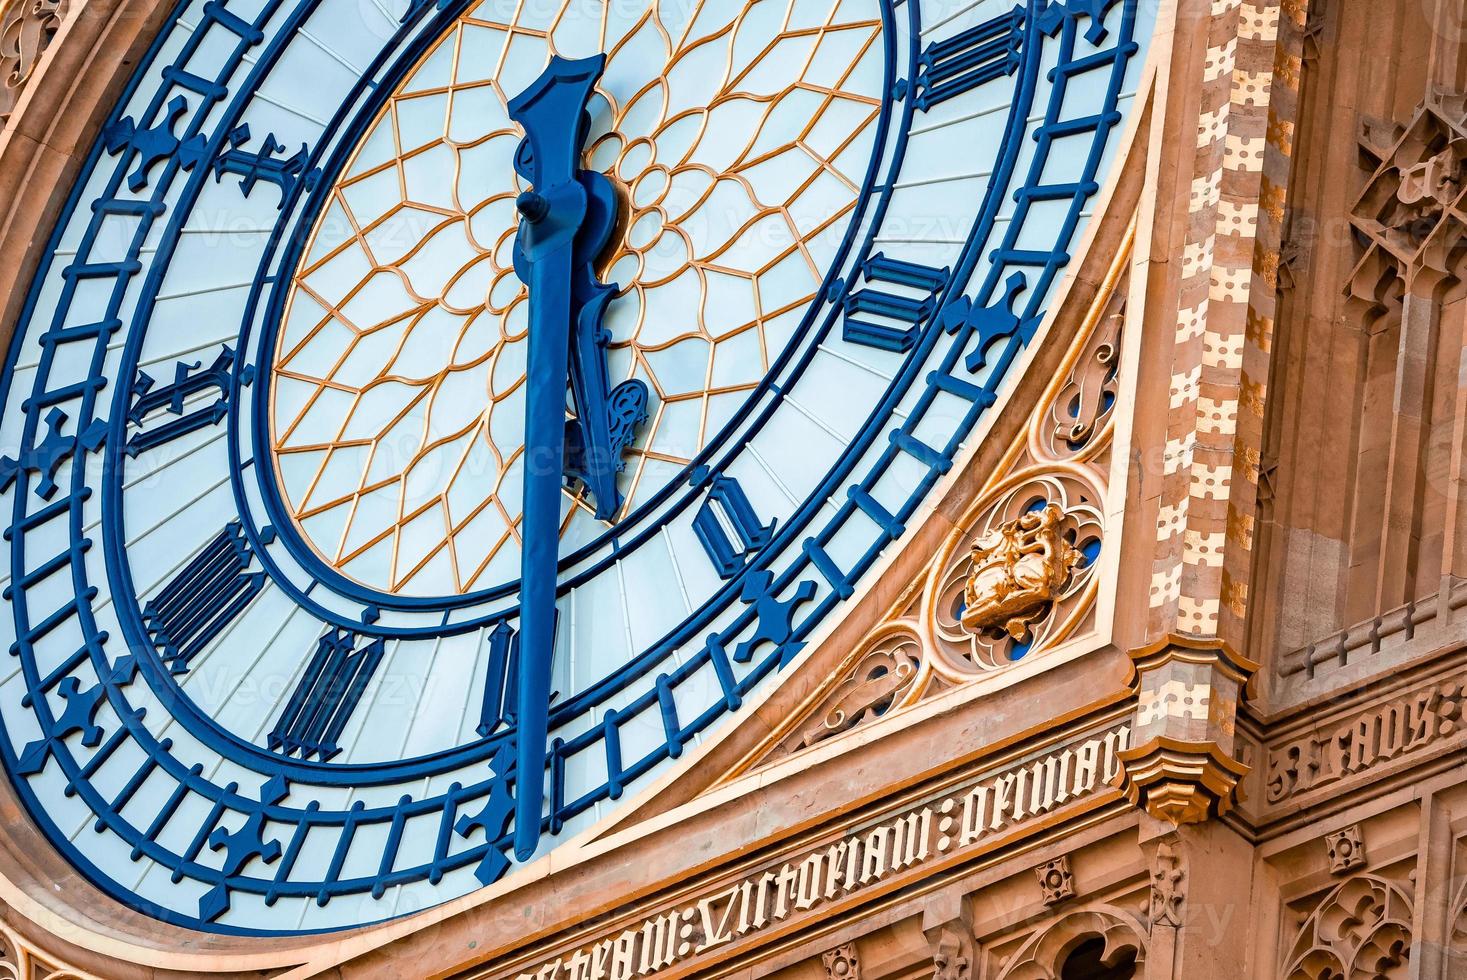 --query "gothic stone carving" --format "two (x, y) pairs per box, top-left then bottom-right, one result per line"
(960, 503), (1082, 642)
(515, 727), (1131, 979)
(1281, 874), (1413, 979)
(1049, 309), (1122, 452)
(0, 0), (68, 123)
(796, 628), (921, 749)
(1325, 825), (1367, 875)
(932, 927), (972, 980)
(1034, 855), (1075, 906)
(1149, 839), (1186, 929)
(993, 906), (1148, 980)
(1348, 87), (1467, 302)
(928, 474), (1103, 673)
(823, 942), (860, 980)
